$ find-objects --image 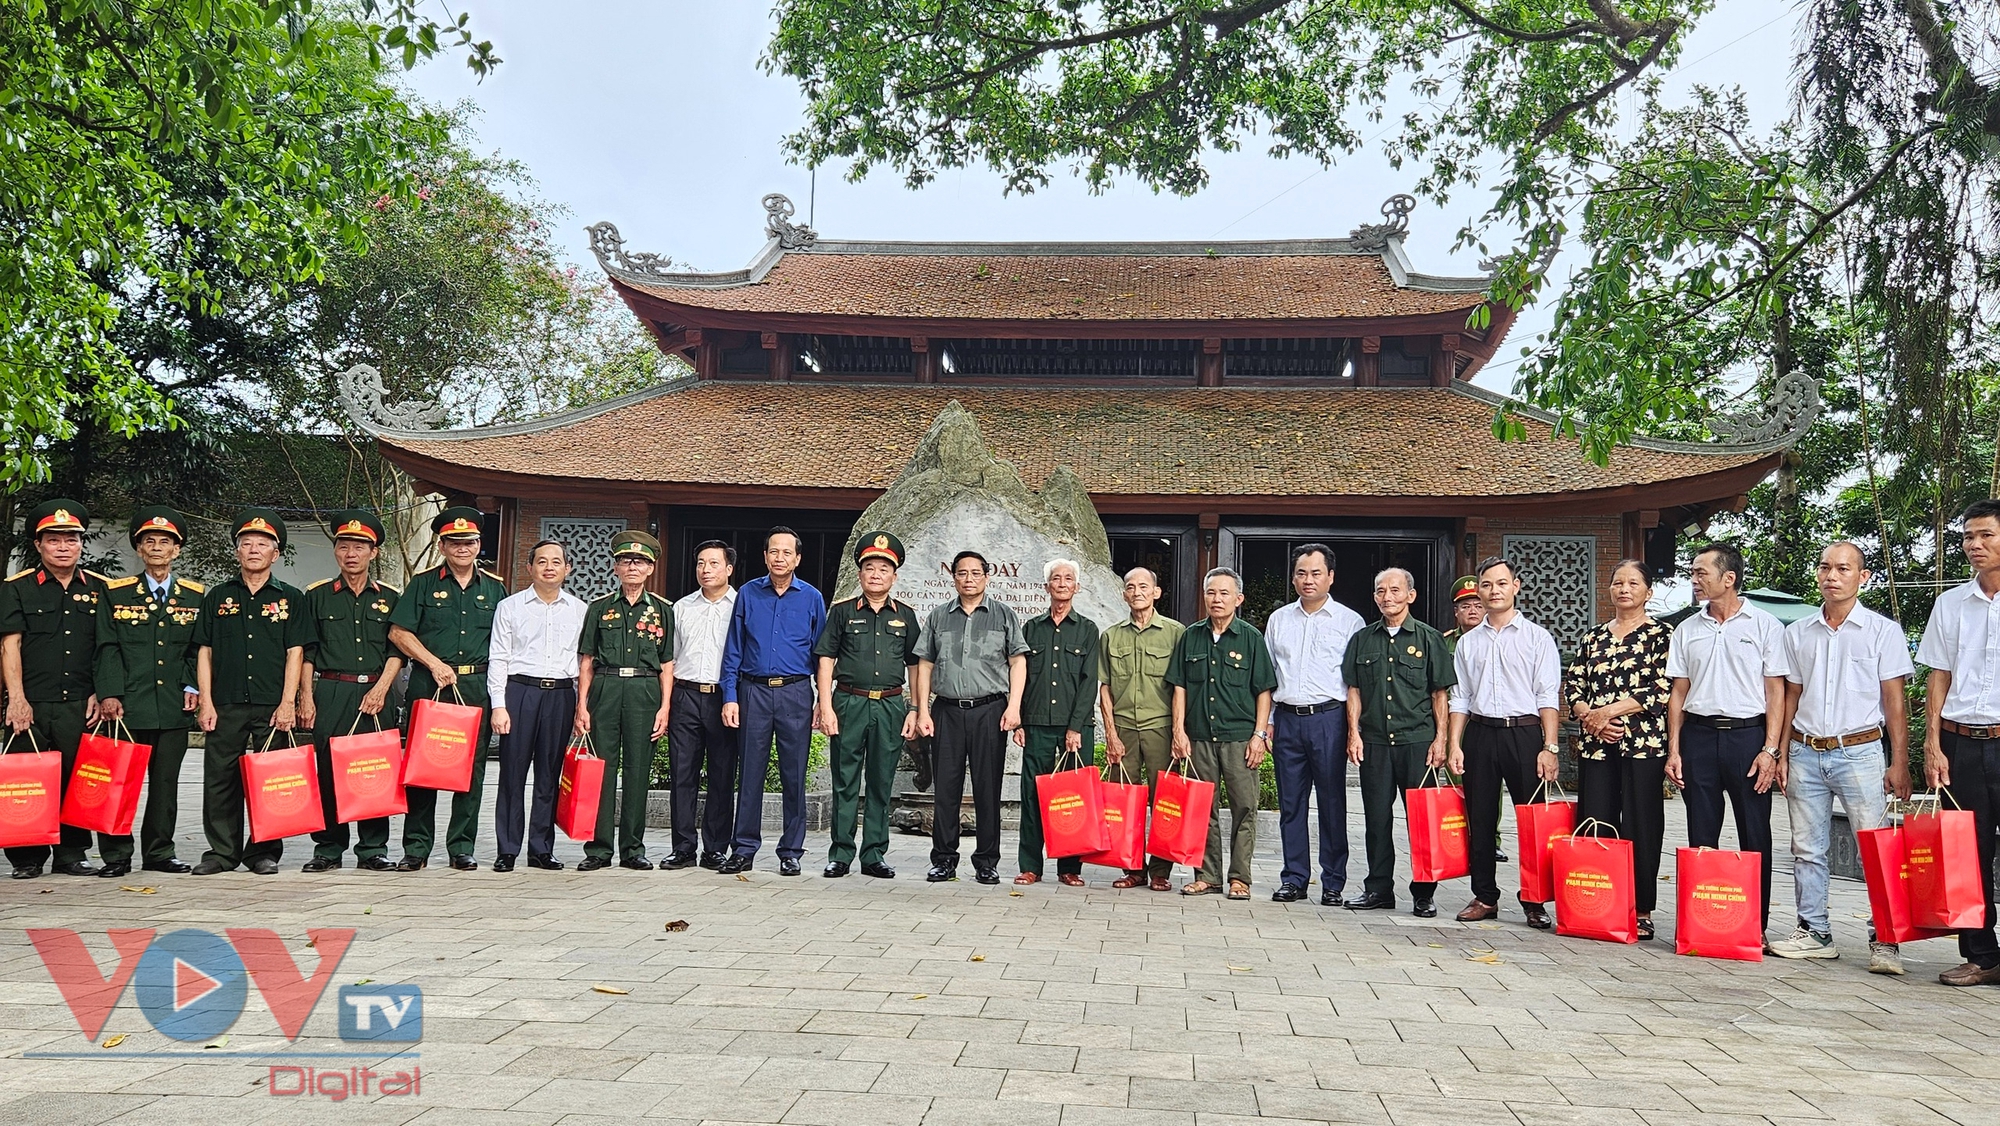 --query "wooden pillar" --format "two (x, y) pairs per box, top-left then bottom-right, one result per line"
(1198, 338), (1223, 387)
(763, 332), (784, 380)
(647, 503), (670, 596)
(483, 496), (517, 587)
(1356, 336), (1381, 387)
(1198, 512), (1221, 576)
(1459, 515), (1487, 575)
(688, 329), (717, 380)
(911, 336), (936, 383)
(1436, 334), (1460, 386)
